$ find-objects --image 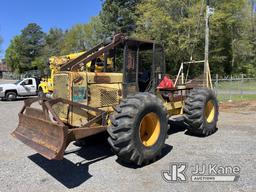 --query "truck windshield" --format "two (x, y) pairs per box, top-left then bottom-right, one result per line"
(14, 80), (22, 85)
